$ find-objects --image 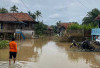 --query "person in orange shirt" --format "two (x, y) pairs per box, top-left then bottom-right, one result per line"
(9, 37), (17, 65)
